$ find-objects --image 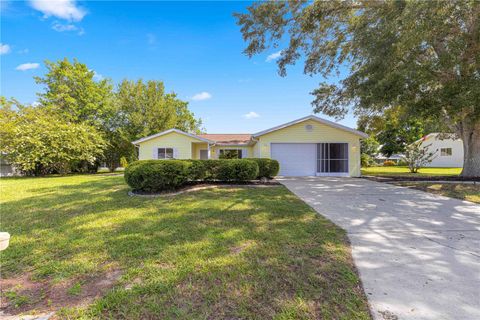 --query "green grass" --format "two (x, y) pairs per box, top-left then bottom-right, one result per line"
(361, 166), (461, 177)
(396, 182), (480, 203)
(0, 175), (370, 319)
